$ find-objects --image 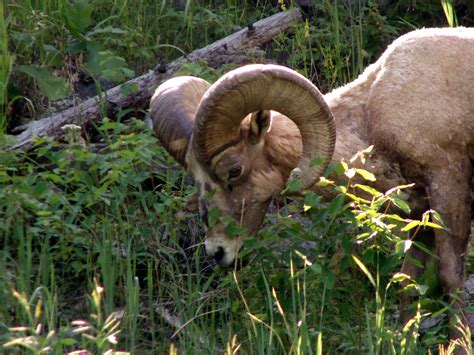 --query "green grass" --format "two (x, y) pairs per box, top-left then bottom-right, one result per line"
(1, 120), (471, 353)
(1, 0), (473, 354)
